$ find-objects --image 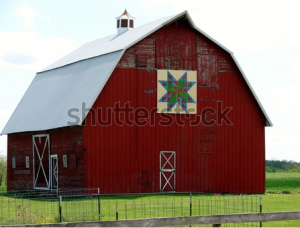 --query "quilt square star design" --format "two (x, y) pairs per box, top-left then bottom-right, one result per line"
(157, 70), (197, 114)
